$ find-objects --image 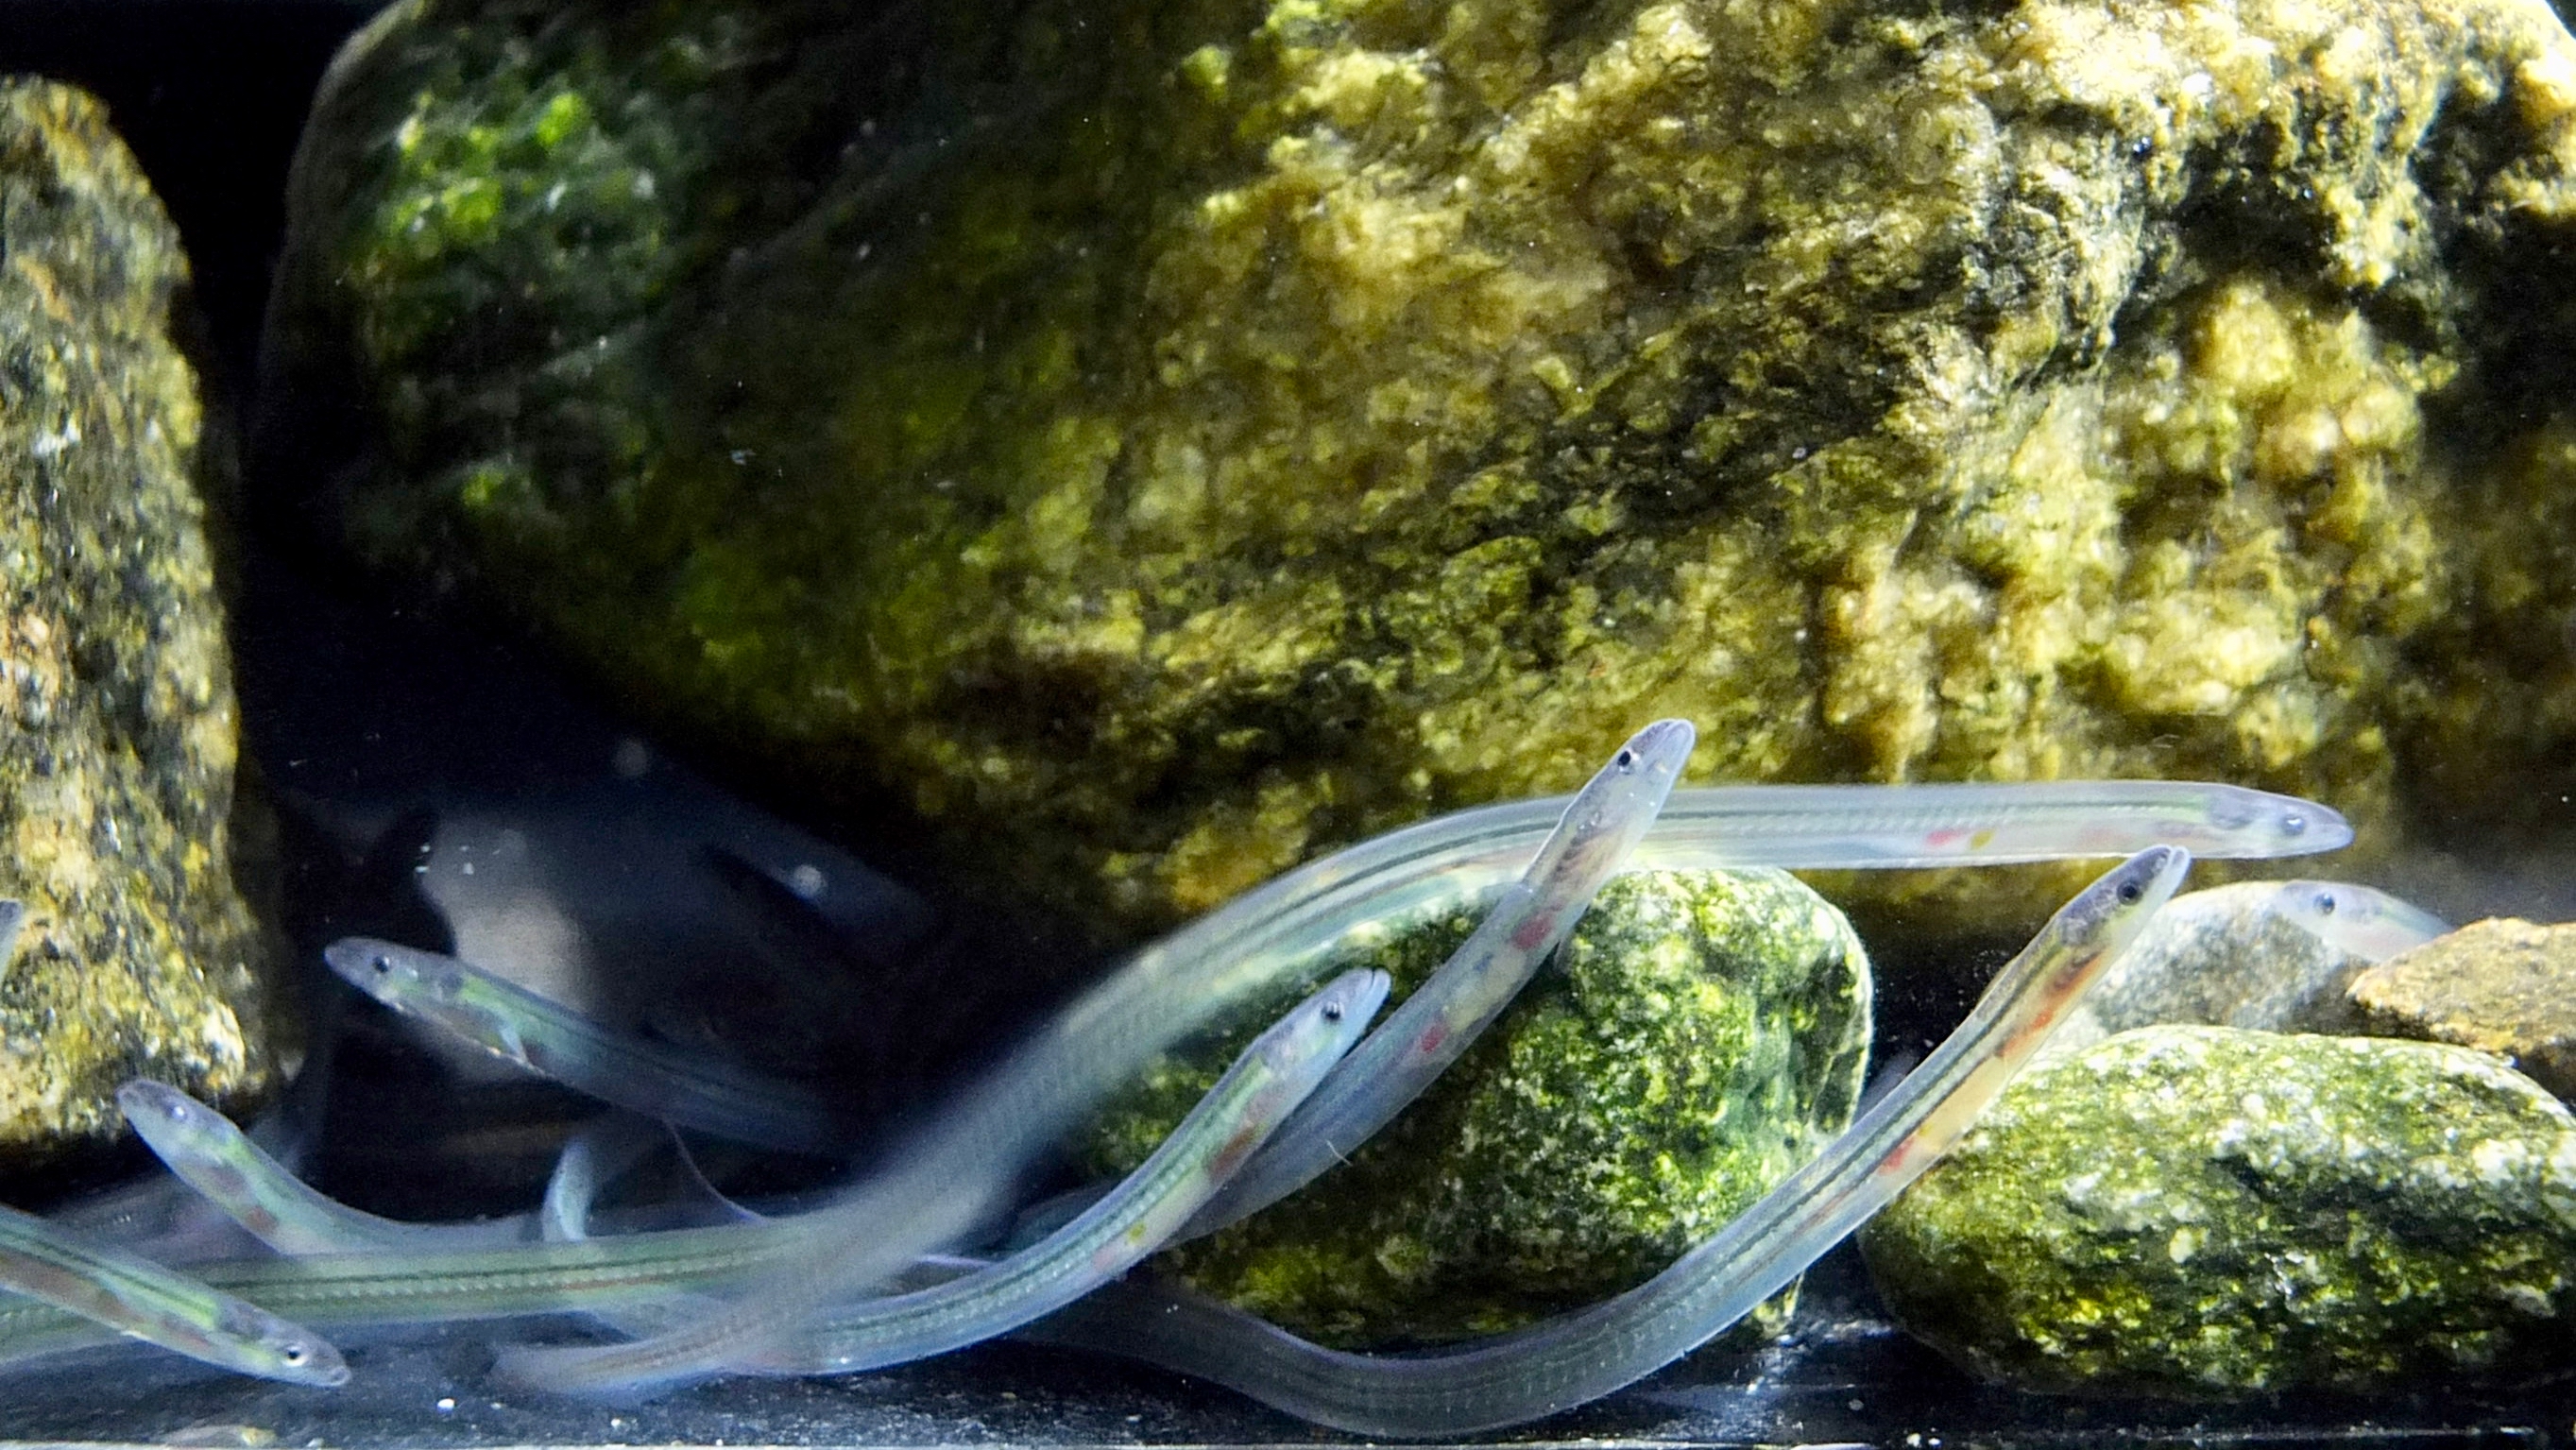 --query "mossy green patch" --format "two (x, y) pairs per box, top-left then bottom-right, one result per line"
(1080, 868), (1869, 1345)
(1864, 1026), (2576, 1394)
